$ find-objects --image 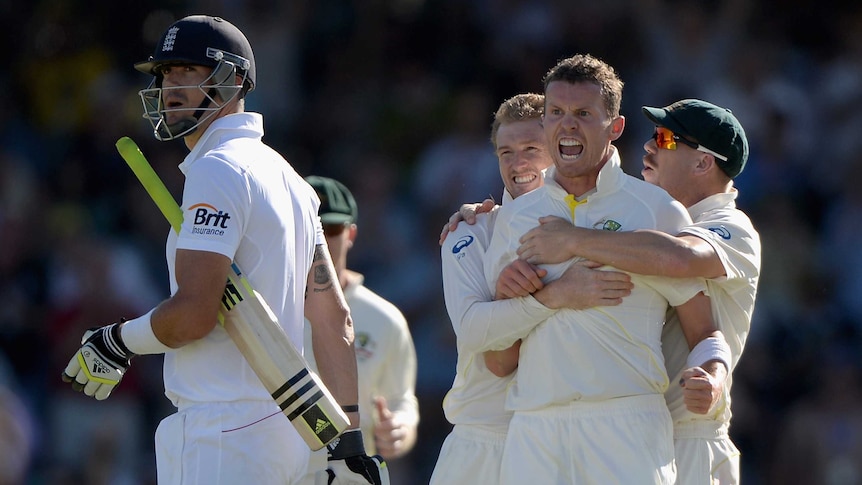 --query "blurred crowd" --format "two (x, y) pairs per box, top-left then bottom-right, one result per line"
(2, 0), (862, 483)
